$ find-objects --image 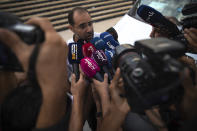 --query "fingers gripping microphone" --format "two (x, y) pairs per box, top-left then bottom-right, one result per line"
(90, 37), (106, 51)
(137, 5), (181, 37)
(100, 32), (119, 50)
(80, 57), (104, 82)
(68, 42), (83, 81)
(82, 43), (96, 57)
(91, 50), (113, 81)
